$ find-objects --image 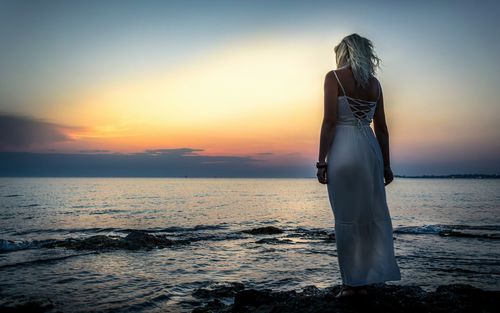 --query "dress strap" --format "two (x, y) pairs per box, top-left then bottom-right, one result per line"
(332, 70), (347, 96)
